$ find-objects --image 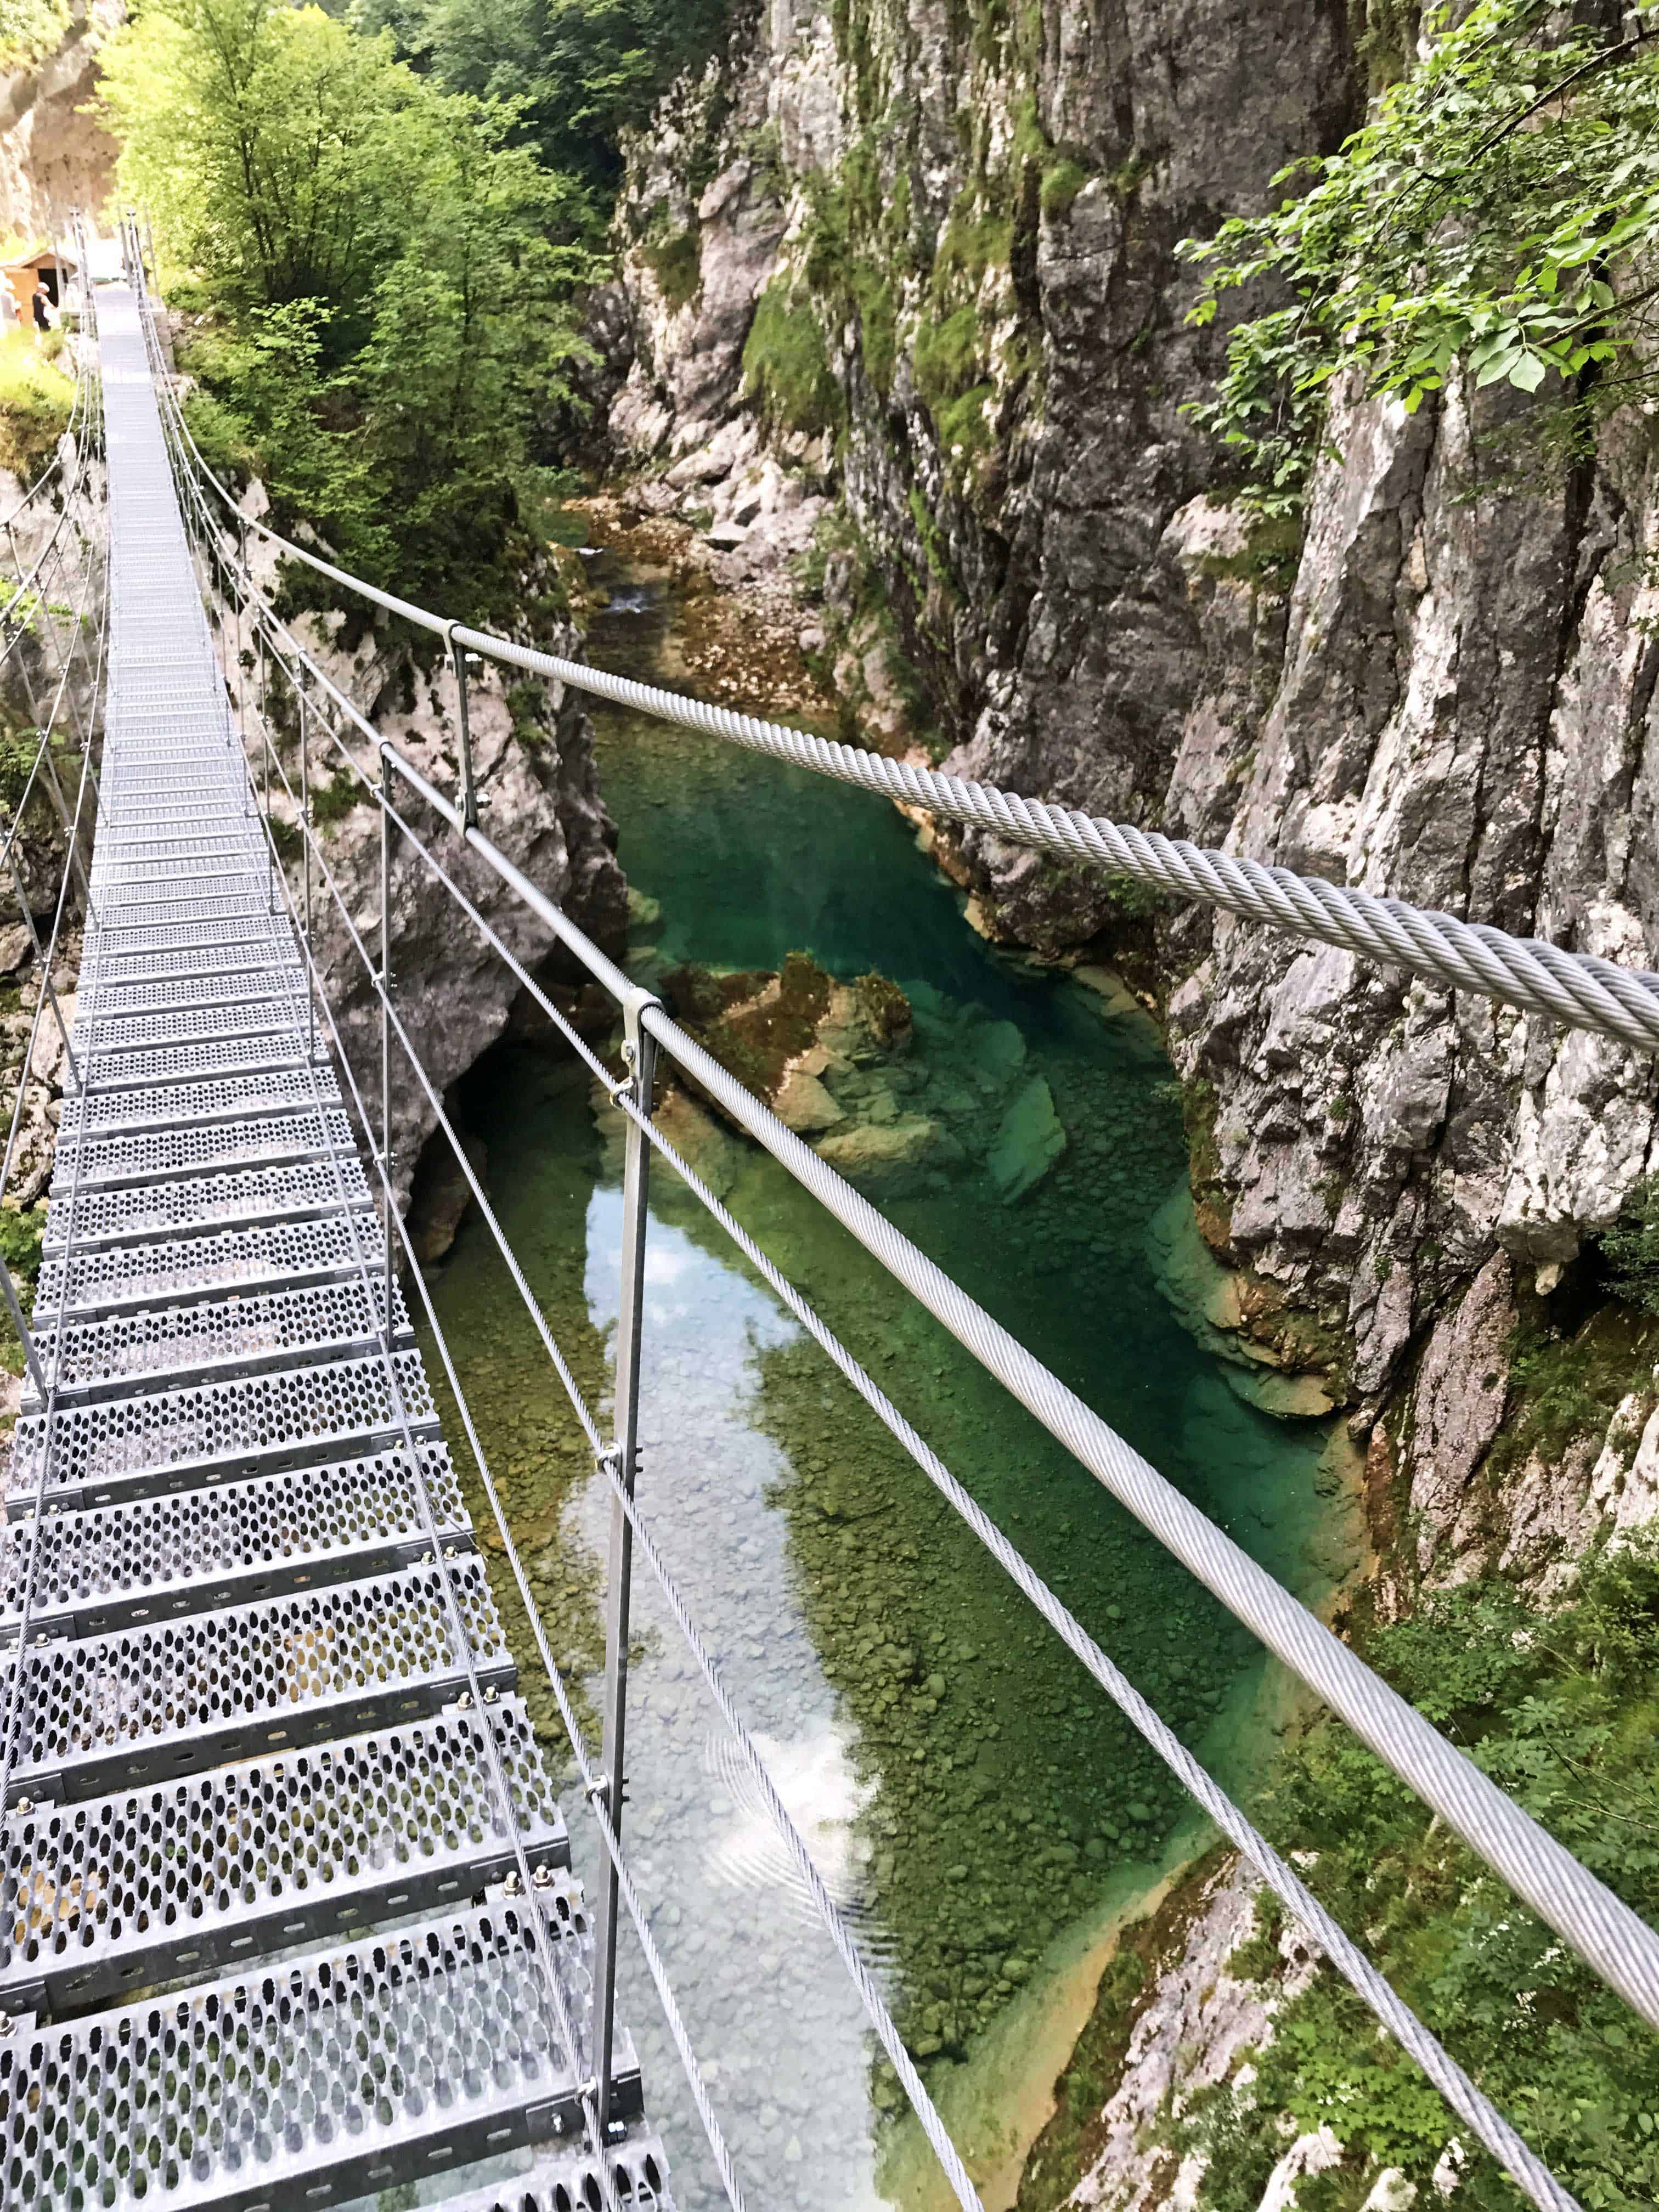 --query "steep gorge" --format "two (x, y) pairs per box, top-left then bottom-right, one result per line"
(597, 0), (1659, 1611)
(589, 3), (1659, 2201)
